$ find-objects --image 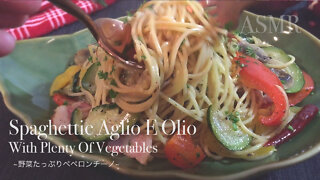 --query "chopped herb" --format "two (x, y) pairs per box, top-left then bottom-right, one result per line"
(114, 40), (122, 46)
(63, 101), (68, 105)
(127, 11), (133, 17)
(235, 60), (247, 68)
(98, 71), (109, 80)
(187, 84), (190, 88)
(226, 112), (240, 123)
(88, 56), (93, 63)
(226, 111), (240, 131)
(111, 65), (116, 74)
(138, 36), (143, 42)
(141, 55), (146, 60)
(121, 17), (129, 23)
(232, 123), (238, 131)
(280, 79), (286, 84)
(245, 47), (256, 58)
(110, 79), (117, 87)
(237, 32), (254, 44)
(96, 62), (101, 66)
(288, 125), (294, 131)
(104, 56), (108, 61)
(109, 89), (118, 98)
